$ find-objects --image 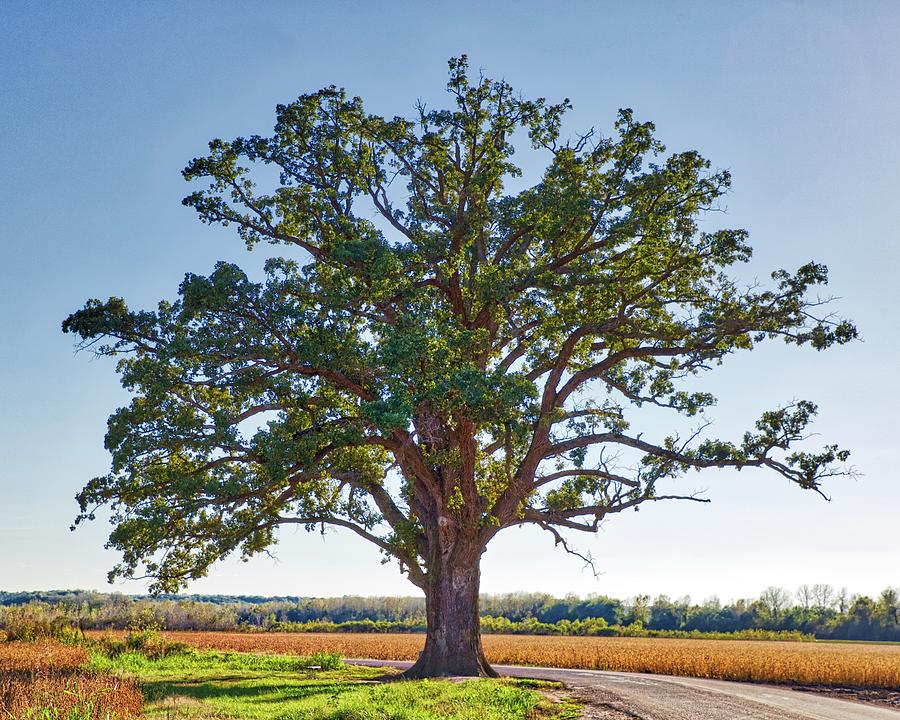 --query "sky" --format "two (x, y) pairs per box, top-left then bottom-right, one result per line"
(1, 0), (898, 604)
